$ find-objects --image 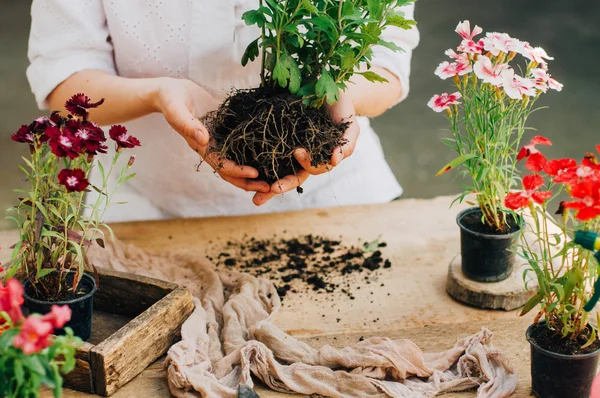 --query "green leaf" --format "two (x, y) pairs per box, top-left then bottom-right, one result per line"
(377, 39), (405, 52)
(14, 359), (25, 384)
(342, 1), (355, 17)
(436, 154), (476, 176)
(301, 0), (318, 14)
(367, 0), (383, 19)
(583, 327), (597, 349)
(241, 38), (260, 66)
(362, 235), (382, 253)
(272, 60), (290, 88)
(315, 69), (339, 105)
(358, 71), (388, 83)
(242, 9), (267, 28)
(37, 268), (56, 278)
(520, 292), (543, 316)
(280, 53), (301, 94)
(385, 14), (417, 30)
(340, 51), (355, 70)
(22, 355), (45, 375)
